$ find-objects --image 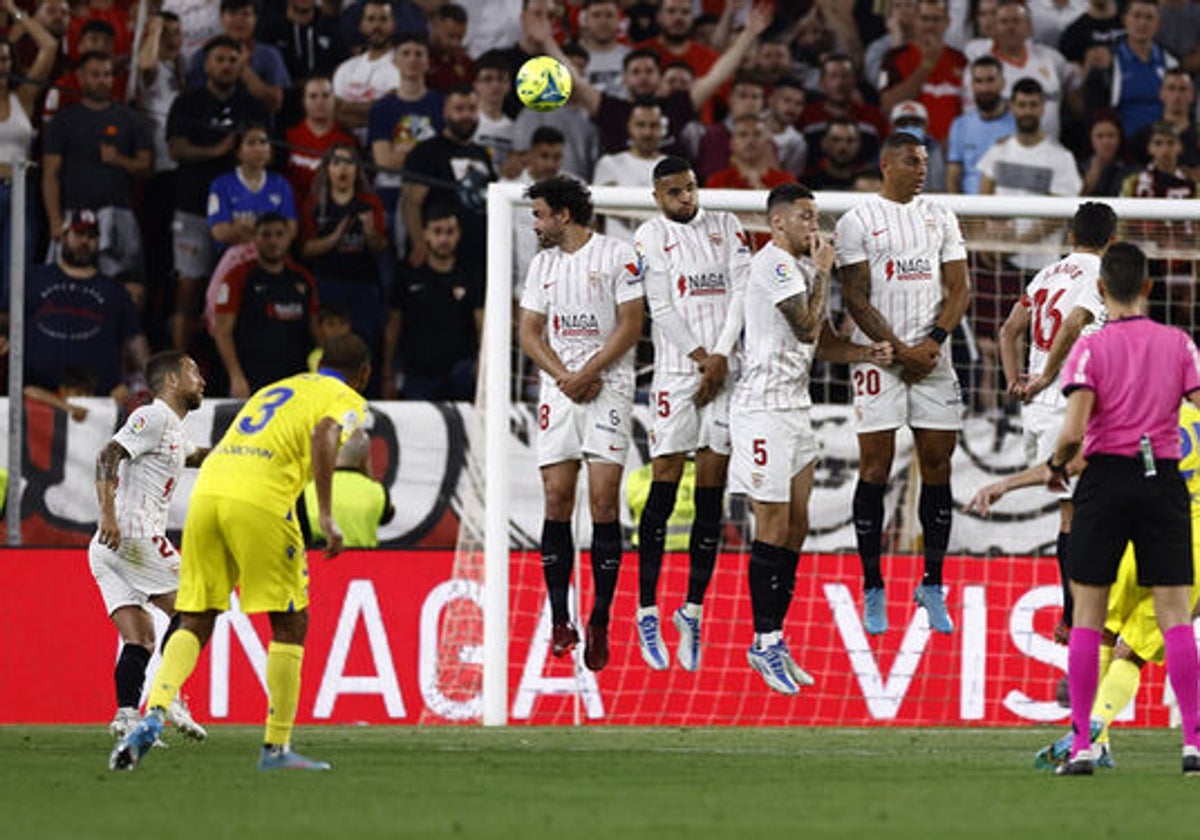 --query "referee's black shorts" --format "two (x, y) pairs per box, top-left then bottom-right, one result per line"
(1070, 455), (1194, 587)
